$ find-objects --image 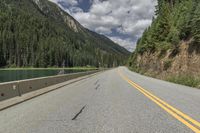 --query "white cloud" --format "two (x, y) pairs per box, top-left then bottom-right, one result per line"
(109, 36), (136, 52)
(118, 19), (152, 37)
(49, 0), (78, 6)
(95, 27), (112, 34)
(49, 0), (157, 52)
(70, 6), (83, 13)
(90, 1), (111, 15)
